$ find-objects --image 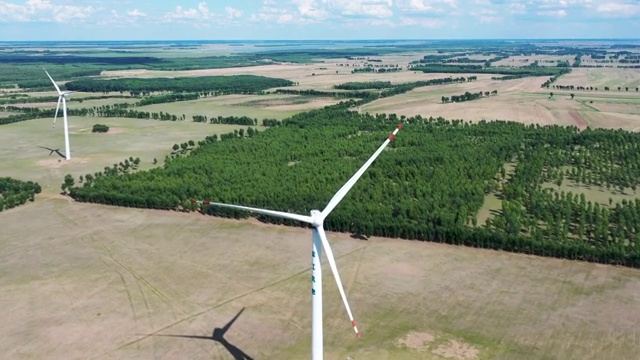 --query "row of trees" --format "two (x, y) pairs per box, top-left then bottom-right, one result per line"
(441, 90), (497, 103)
(410, 64), (571, 78)
(0, 177), (41, 211)
(552, 85), (639, 92)
(541, 72), (568, 88)
(351, 67), (402, 74)
(63, 103), (640, 267)
(191, 115), (258, 125)
(64, 75), (294, 94)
